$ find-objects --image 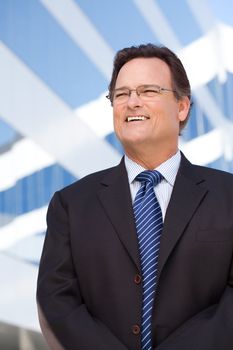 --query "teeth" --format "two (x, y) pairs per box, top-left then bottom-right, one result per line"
(127, 116), (148, 122)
